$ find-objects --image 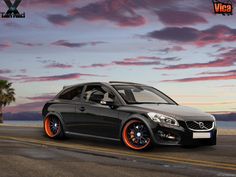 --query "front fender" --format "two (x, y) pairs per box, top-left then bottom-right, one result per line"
(119, 114), (156, 143)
